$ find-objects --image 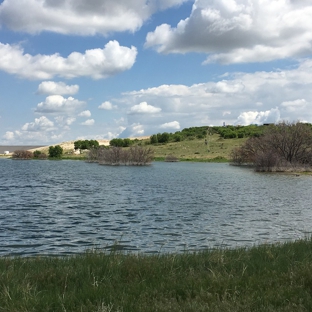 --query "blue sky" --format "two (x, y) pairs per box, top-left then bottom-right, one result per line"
(0, 0), (312, 145)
